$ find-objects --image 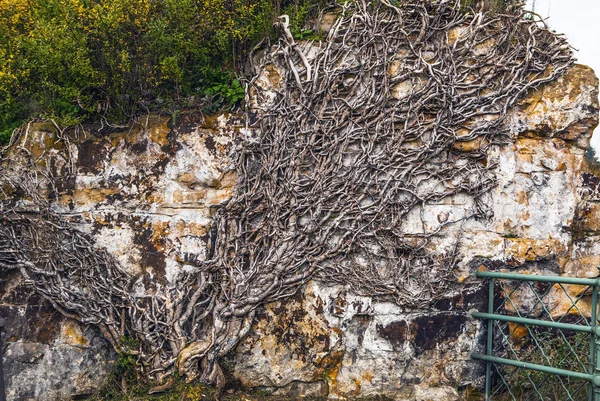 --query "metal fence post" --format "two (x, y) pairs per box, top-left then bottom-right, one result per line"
(0, 317), (5, 401)
(486, 277), (494, 401)
(590, 280), (598, 401)
(594, 277), (600, 401)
